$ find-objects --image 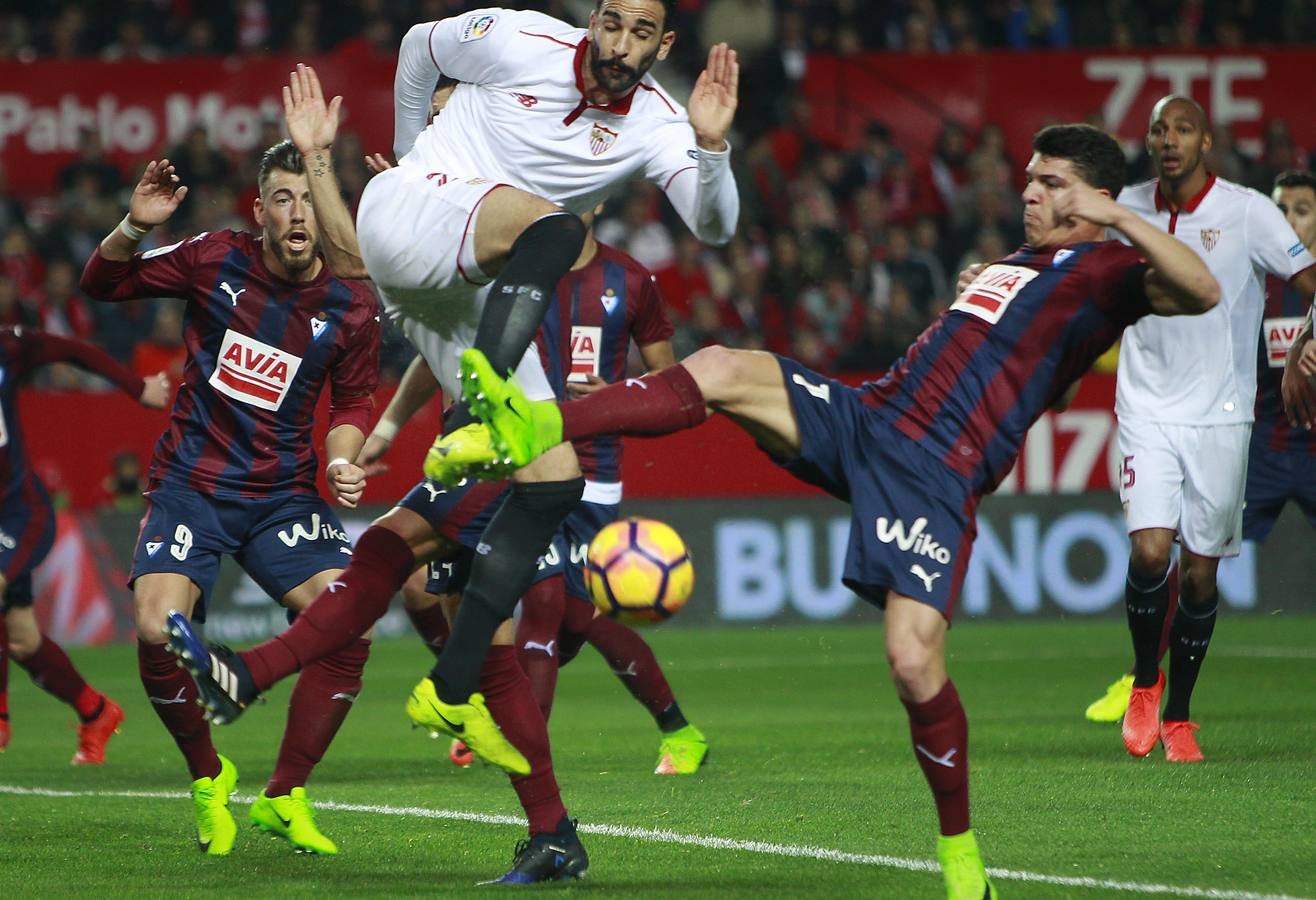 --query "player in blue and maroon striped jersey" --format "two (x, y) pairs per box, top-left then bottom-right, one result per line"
(0, 327), (169, 762)
(449, 124), (1222, 900)
(1246, 170), (1316, 538)
(80, 124), (380, 857)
